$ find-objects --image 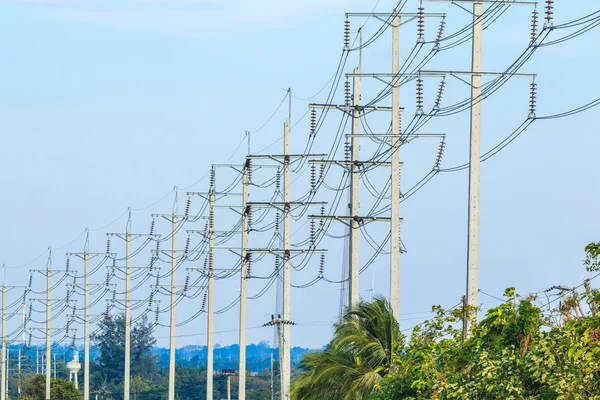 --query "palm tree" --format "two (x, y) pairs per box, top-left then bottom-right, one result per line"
(291, 296), (403, 399)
